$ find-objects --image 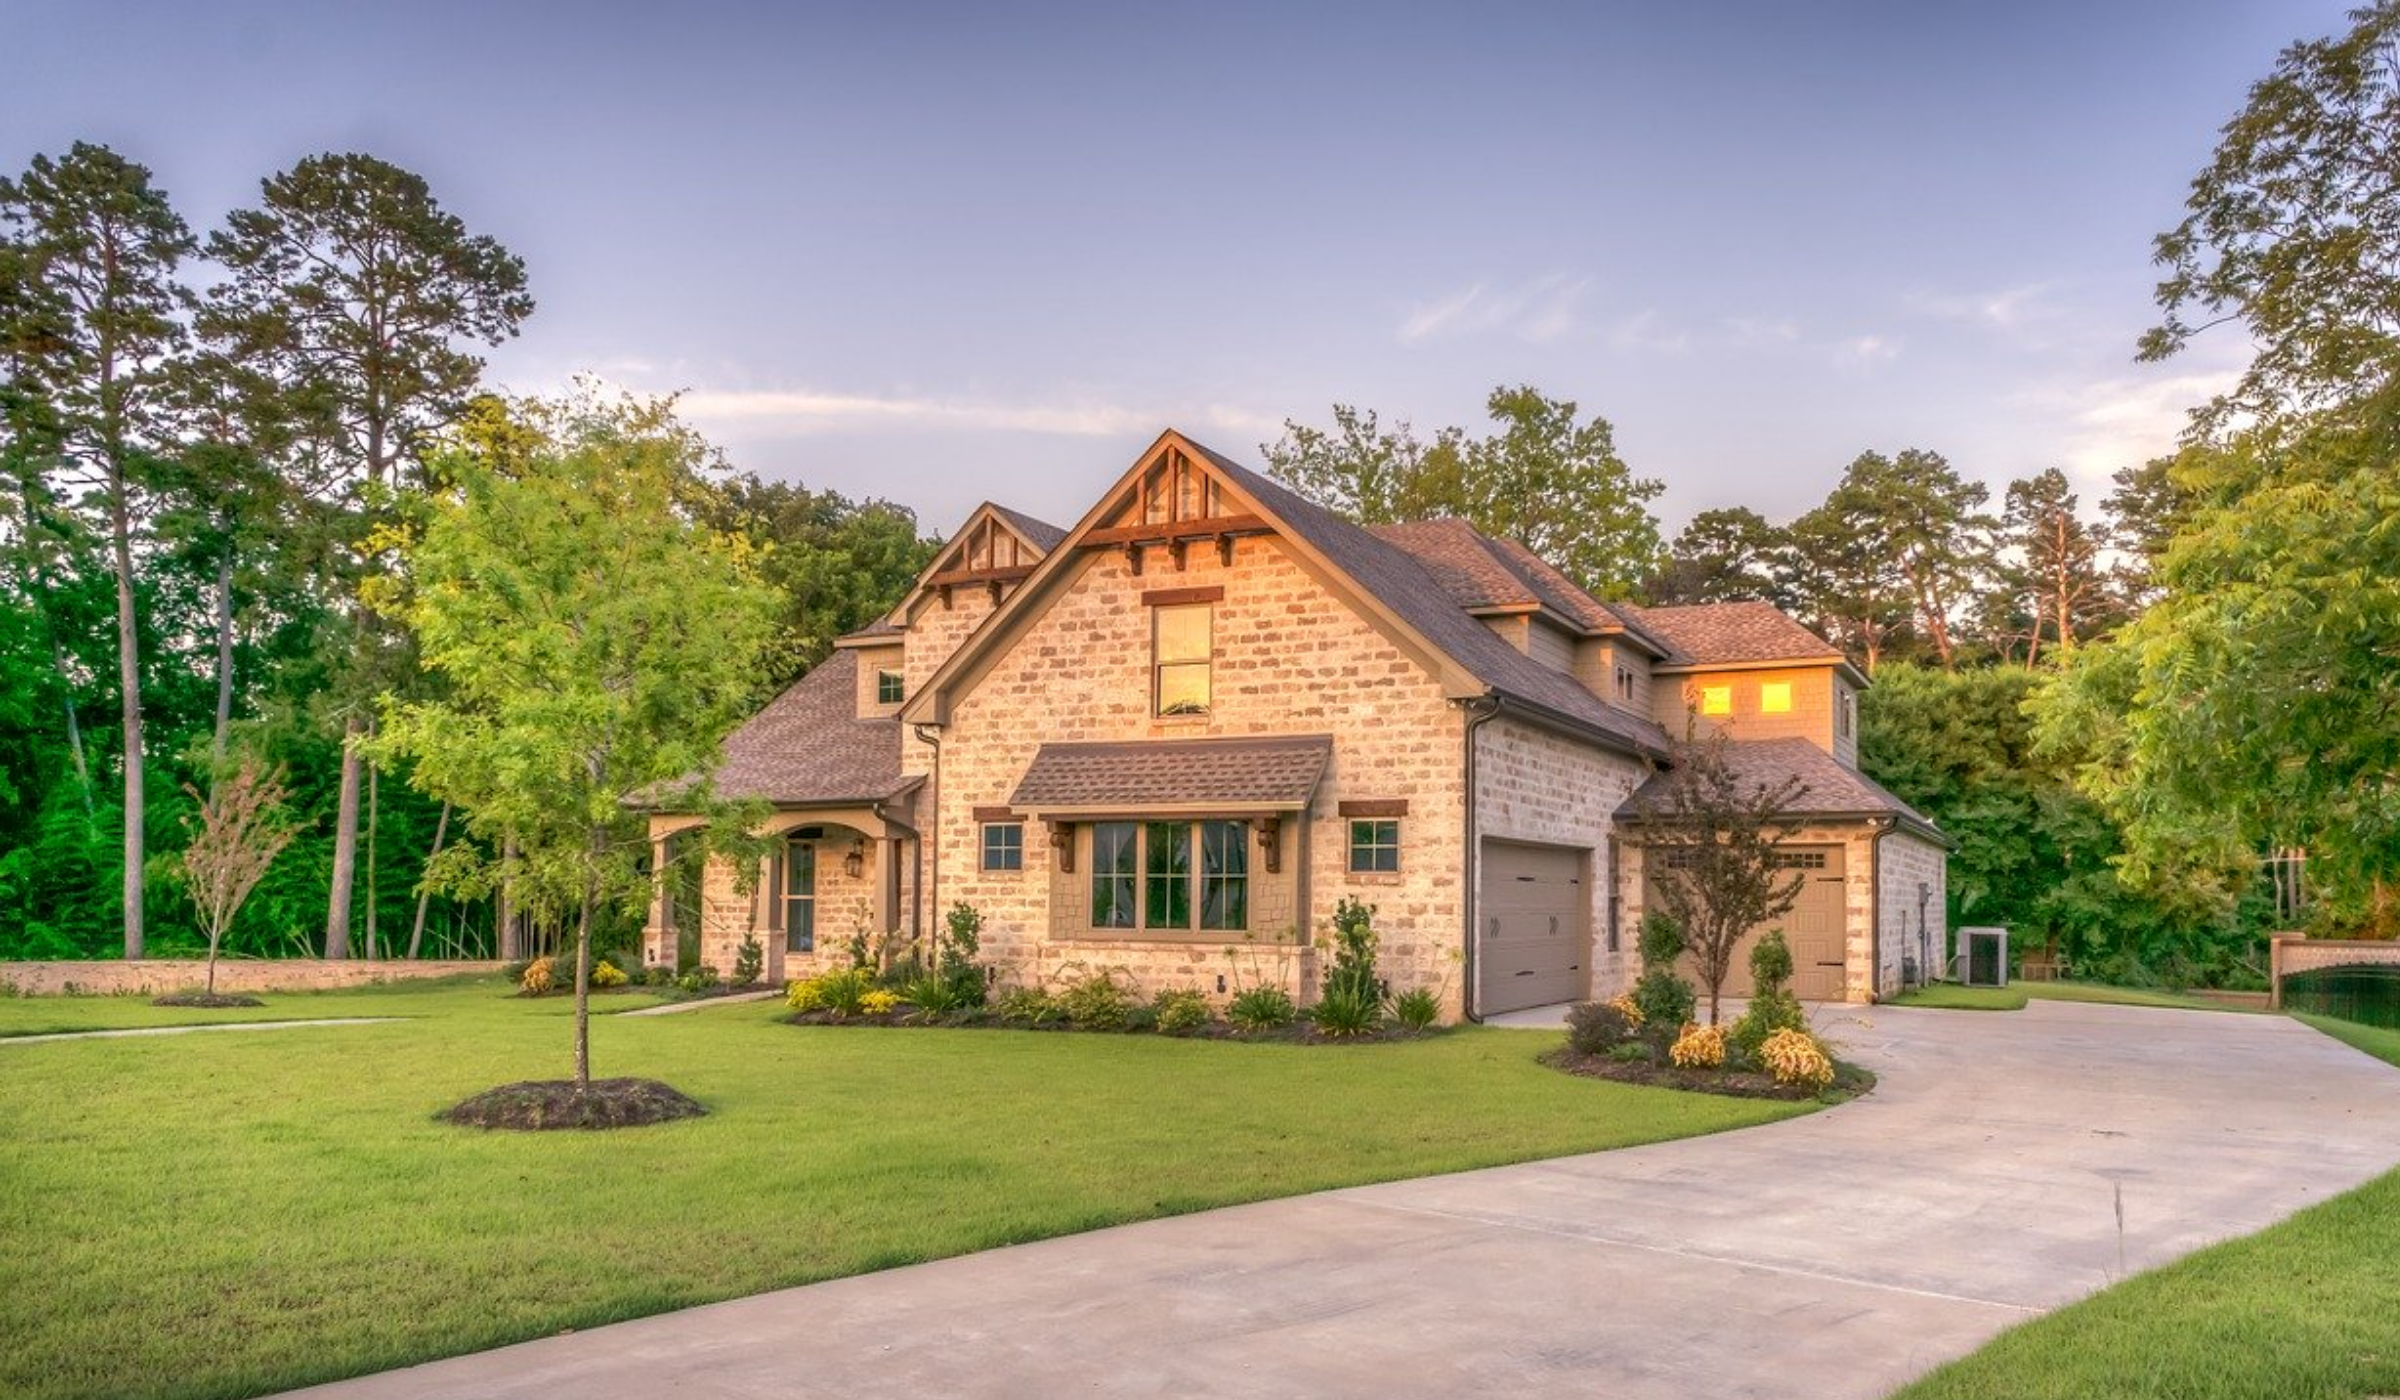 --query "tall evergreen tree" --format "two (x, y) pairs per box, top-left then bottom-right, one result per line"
(1998, 468), (2112, 665)
(1646, 506), (1794, 606)
(200, 152), (531, 958)
(1, 143), (195, 957)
